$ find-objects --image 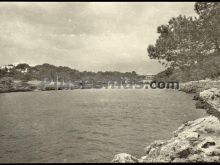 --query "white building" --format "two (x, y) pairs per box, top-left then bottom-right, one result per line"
(0, 64), (15, 72)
